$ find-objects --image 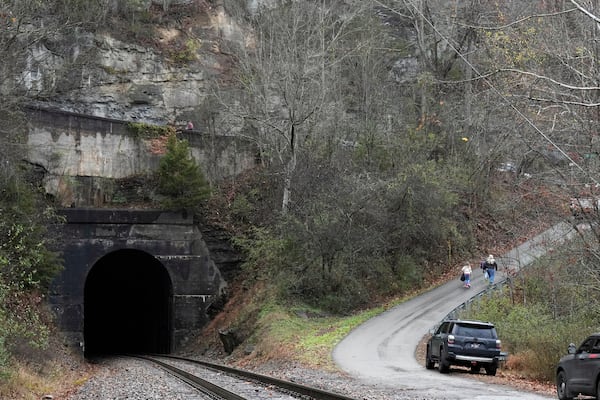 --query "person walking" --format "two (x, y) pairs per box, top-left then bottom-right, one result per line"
(483, 254), (498, 284)
(461, 262), (472, 288)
